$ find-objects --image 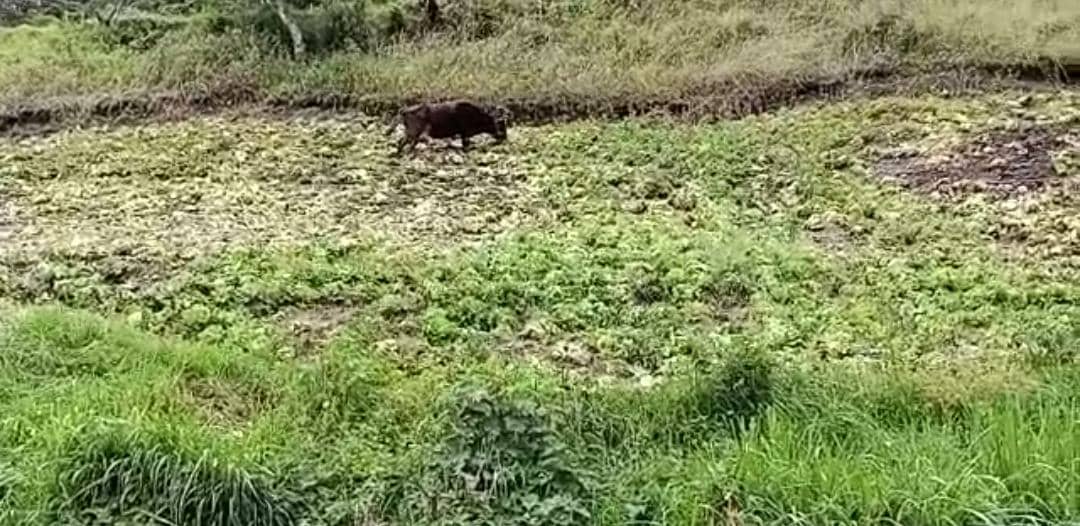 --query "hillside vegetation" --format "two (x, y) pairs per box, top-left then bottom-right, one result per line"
(0, 0), (1078, 115)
